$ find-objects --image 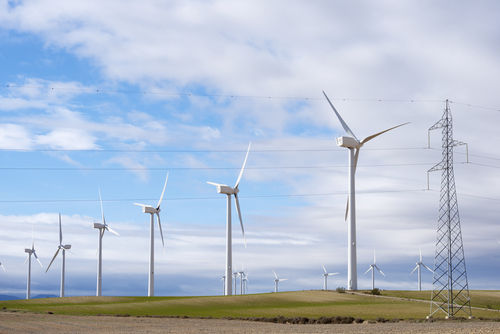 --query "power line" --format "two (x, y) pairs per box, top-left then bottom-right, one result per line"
(0, 162), (441, 171)
(5, 84), (499, 111)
